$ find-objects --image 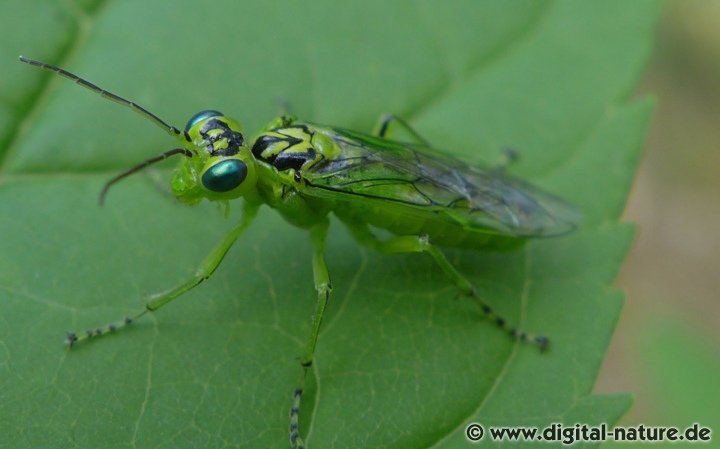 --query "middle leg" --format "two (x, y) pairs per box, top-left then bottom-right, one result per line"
(289, 218), (332, 449)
